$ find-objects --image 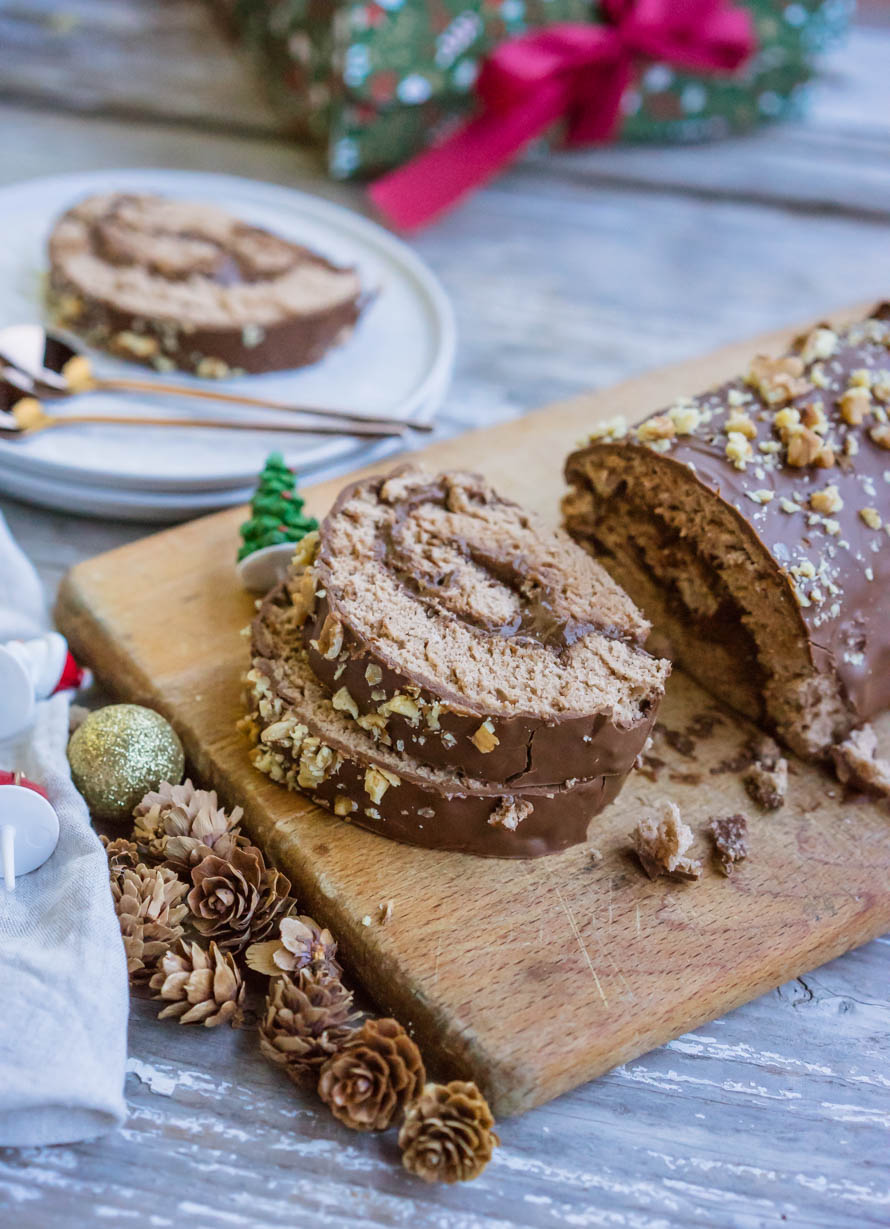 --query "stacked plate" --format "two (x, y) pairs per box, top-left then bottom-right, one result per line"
(0, 170), (455, 521)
